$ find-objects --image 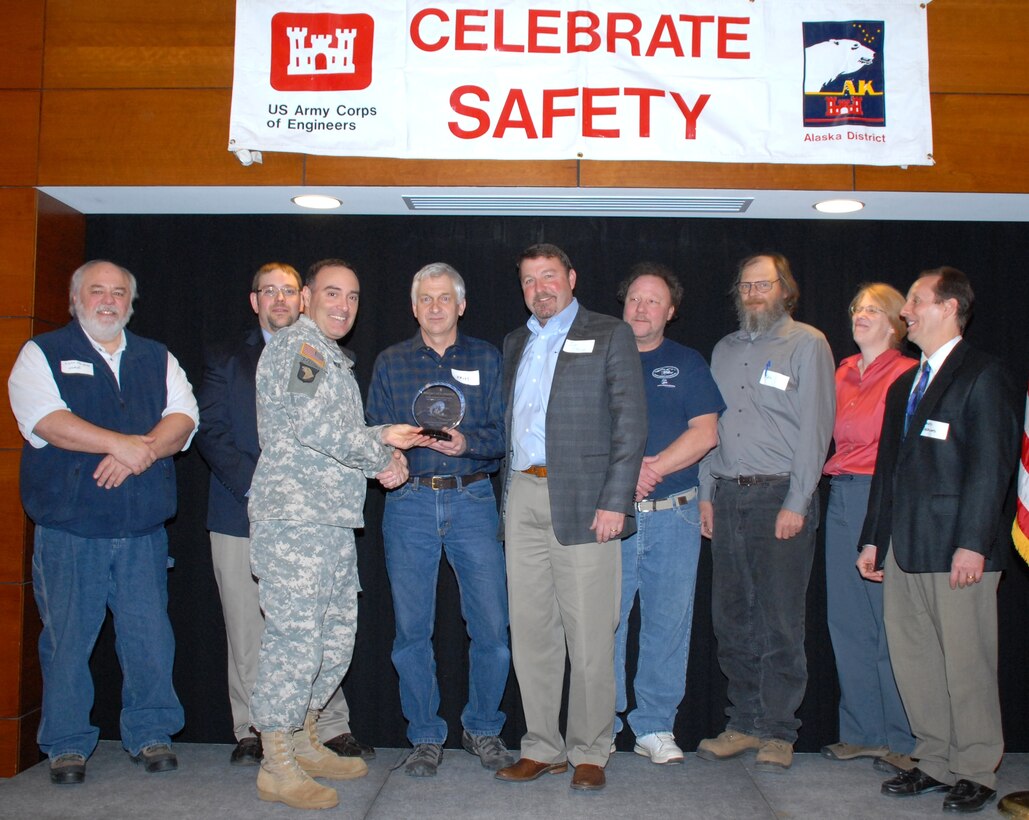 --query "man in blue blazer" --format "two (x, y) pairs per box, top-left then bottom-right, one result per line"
(858, 267), (1020, 814)
(196, 262), (371, 765)
(494, 244), (646, 791)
